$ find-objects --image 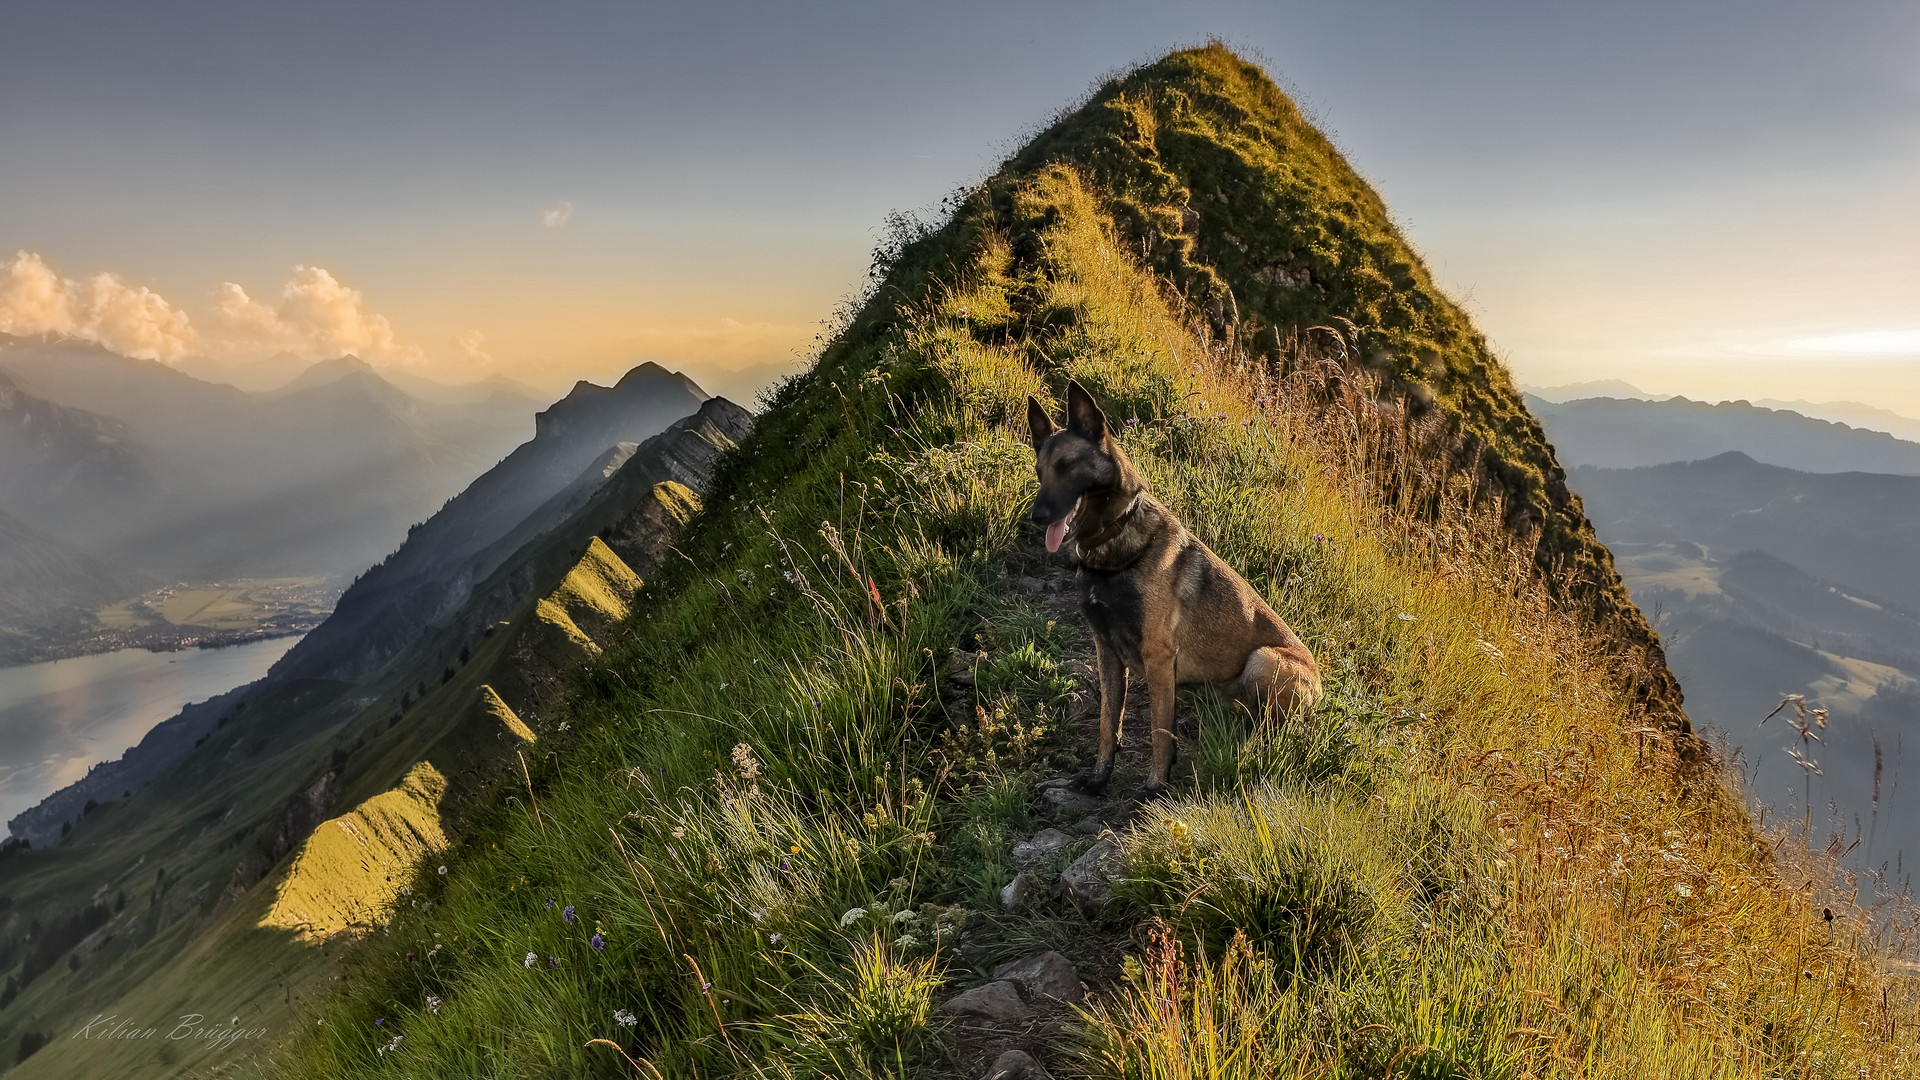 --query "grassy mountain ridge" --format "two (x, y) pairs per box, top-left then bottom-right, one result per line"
(276, 47), (1913, 1080)
(0, 399), (747, 1076)
(993, 50), (1676, 721)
